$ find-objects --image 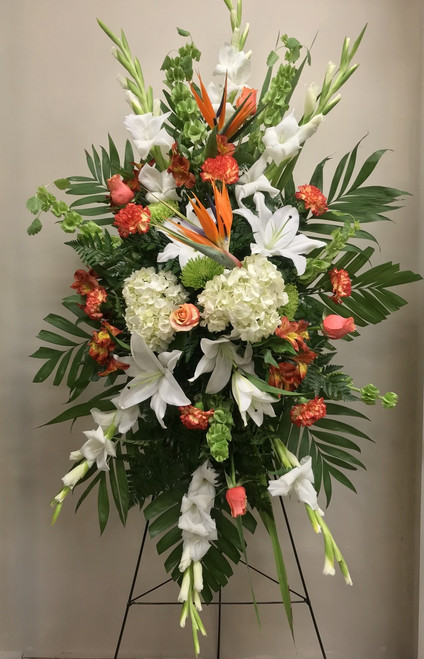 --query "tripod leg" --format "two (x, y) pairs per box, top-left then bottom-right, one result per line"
(113, 519), (150, 659)
(278, 497), (327, 659)
(216, 587), (222, 659)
